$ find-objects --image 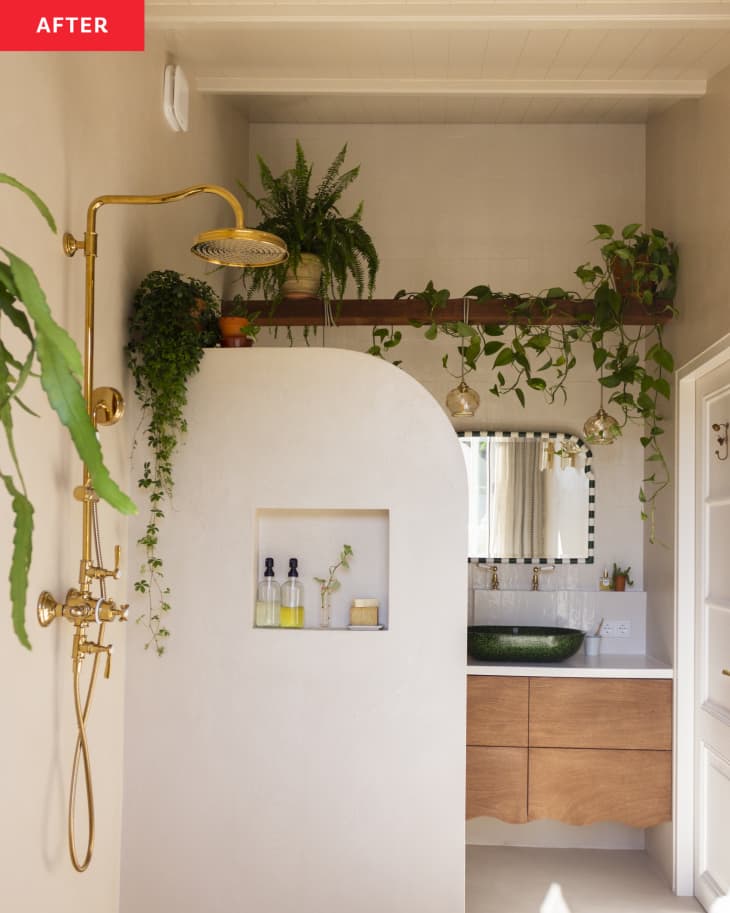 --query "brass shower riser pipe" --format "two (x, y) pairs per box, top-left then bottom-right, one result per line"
(64, 185), (250, 581)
